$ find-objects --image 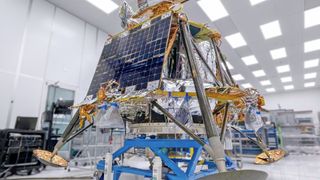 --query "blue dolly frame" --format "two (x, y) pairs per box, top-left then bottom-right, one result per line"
(96, 139), (234, 180)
